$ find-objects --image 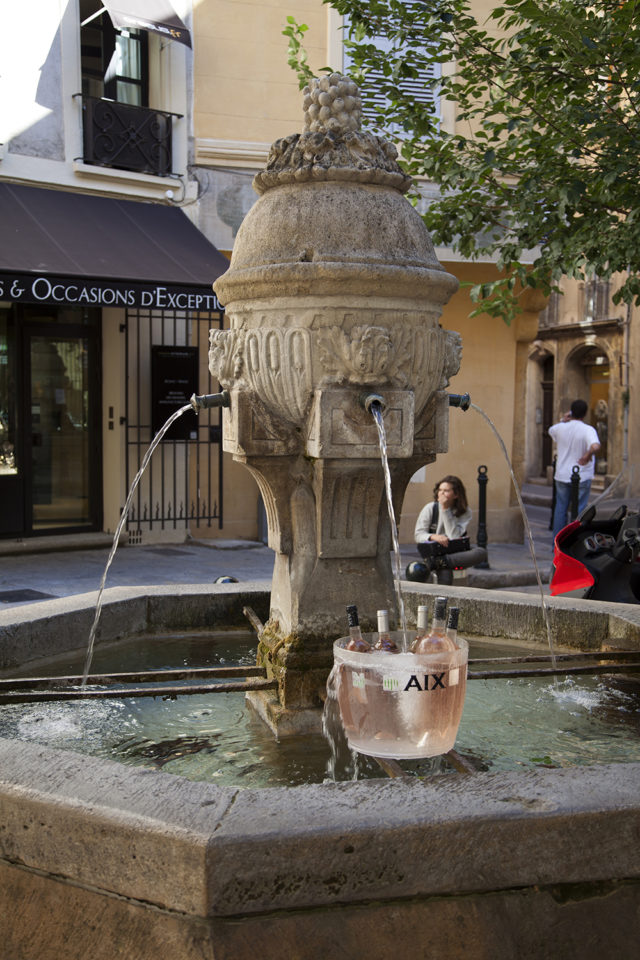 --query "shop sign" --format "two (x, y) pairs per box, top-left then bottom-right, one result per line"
(0, 273), (222, 312)
(151, 345), (199, 441)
